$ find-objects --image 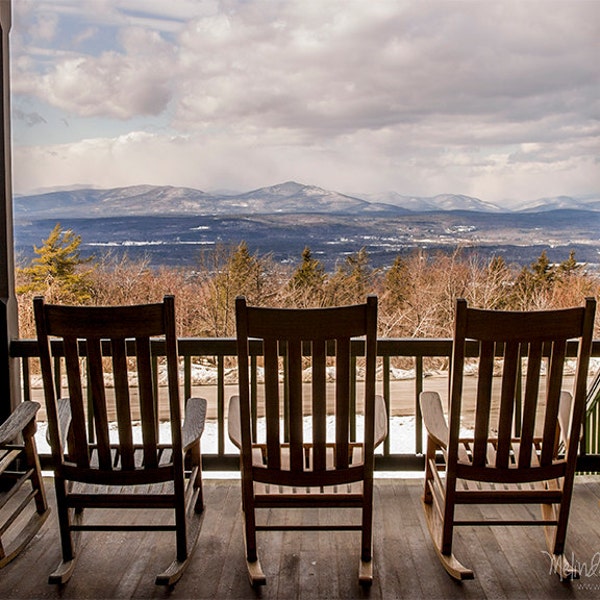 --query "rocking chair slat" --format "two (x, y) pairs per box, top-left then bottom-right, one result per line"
(111, 338), (134, 470)
(472, 341), (494, 468)
(496, 341), (519, 469)
(312, 339), (327, 473)
(518, 341), (543, 468)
